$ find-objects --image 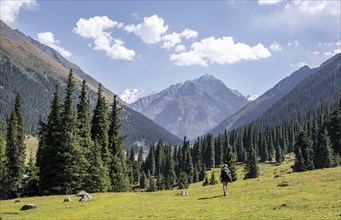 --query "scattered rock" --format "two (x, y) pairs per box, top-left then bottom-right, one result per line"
(64, 197), (71, 202)
(76, 190), (87, 197)
(274, 175), (281, 178)
(79, 193), (92, 202)
(277, 181), (289, 187)
(176, 191), (188, 196)
(273, 203), (288, 210)
(12, 199), (21, 203)
(20, 204), (37, 210)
